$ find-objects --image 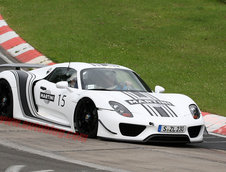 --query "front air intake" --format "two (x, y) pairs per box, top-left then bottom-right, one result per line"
(119, 123), (146, 137)
(188, 126), (201, 138)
